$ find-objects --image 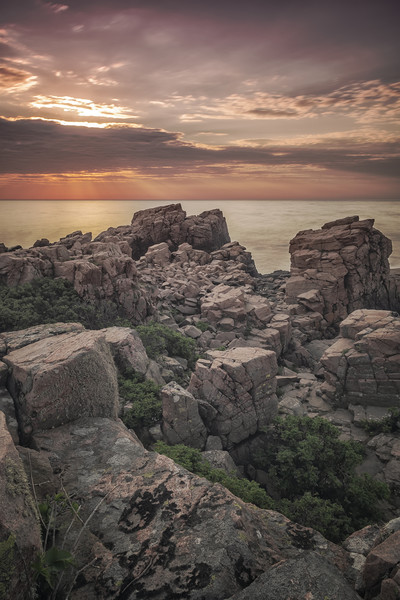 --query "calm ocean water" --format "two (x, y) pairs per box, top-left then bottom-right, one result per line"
(0, 200), (399, 274)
